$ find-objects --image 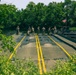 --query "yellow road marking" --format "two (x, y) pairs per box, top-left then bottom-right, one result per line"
(35, 34), (46, 74)
(40, 46), (46, 73)
(8, 35), (26, 61)
(36, 38), (42, 74)
(37, 36), (46, 73)
(35, 35), (42, 74)
(48, 35), (72, 60)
